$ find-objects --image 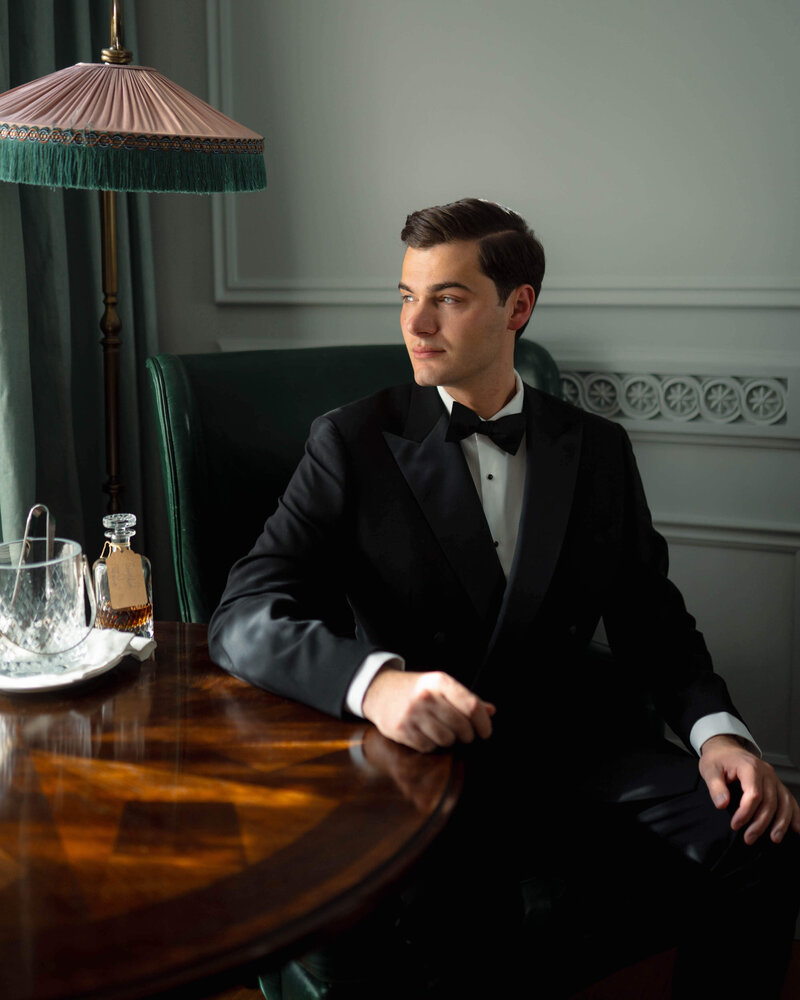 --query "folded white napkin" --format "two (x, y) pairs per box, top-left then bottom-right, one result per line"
(82, 629), (157, 666)
(0, 629), (157, 691)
